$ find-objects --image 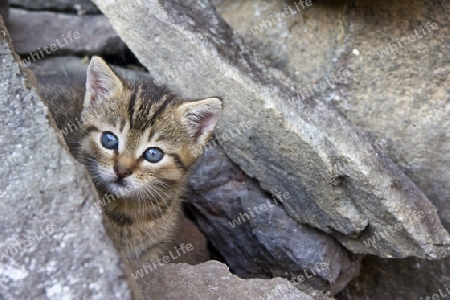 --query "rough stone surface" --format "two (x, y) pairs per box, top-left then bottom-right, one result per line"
(214, 0), (450, 236)
(212, 1), (450, 298)
(187, 146), (360, 295)
(337, 0), (450, 233)
(337, 256), (450, 300)
(216, 0), (450, 234)
(9, 0), (99, 14)
(171, 215), (211, 265)
(28, 55), (150, 82)
(7, 8), (127, 57)
(92, 0), (450, 258)
(212, 0), (342, 87)
(131, 260), (326, 300)
(0, 16), (130, 300)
